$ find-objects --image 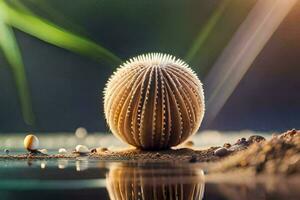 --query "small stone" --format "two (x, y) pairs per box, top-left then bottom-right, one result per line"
(189, 155), (197, 163)
(184, 140), (194, 147)
(248, 135), (266, 144)
(235, 137), (248, 145)
(99, 147), (108, 152)
(291, 128), (296, 134)
(24, 134), (39, 151)
(58, 148), (67, 154)
(155, 152), (160, 157)
(228, 144), (247, 152)
(223, 143), (231, 148)
(4, 149), (9, 155)
(214, 147), (229, 157)
(75, 145), (89, 154)
(94, 147), (109, 153)
(39, 149), (48, 154)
